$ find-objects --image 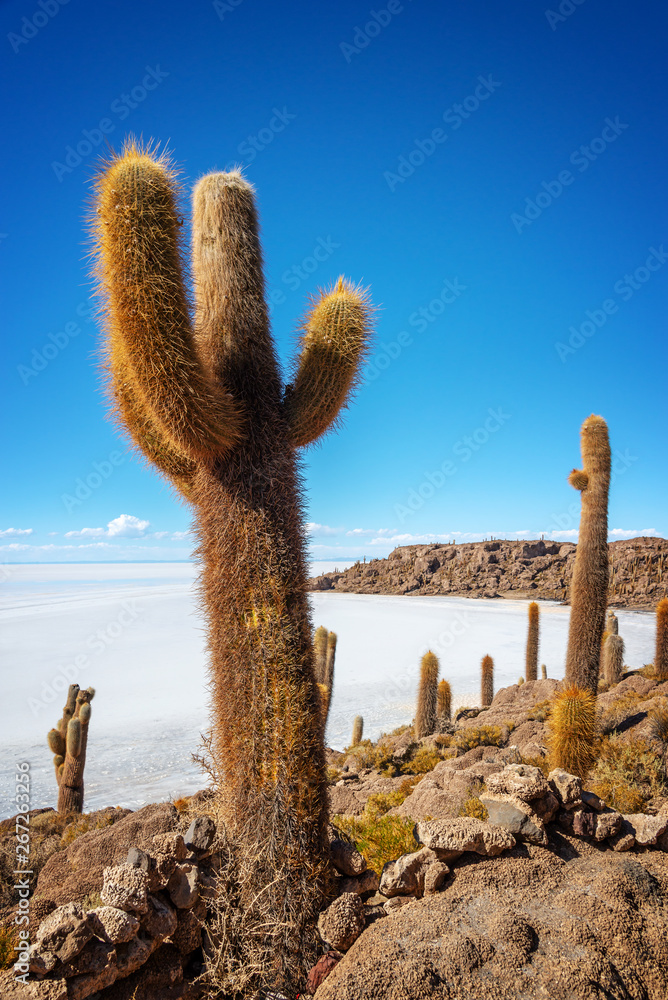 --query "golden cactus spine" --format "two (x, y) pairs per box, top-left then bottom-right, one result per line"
(656, 598), (668, 681)
(602, 634), (624, 685)
(481, 655), (494, 708)
(564, 415), (611, 693)
(415, 651), (439, 738)
(437, 679), (451, 723)
(548, 685), (598, 779)
(48, 684), (95, 813)
(92, 141), (373, 989)
(525, 601), (539, 682)
(351, 715), (363, 746)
